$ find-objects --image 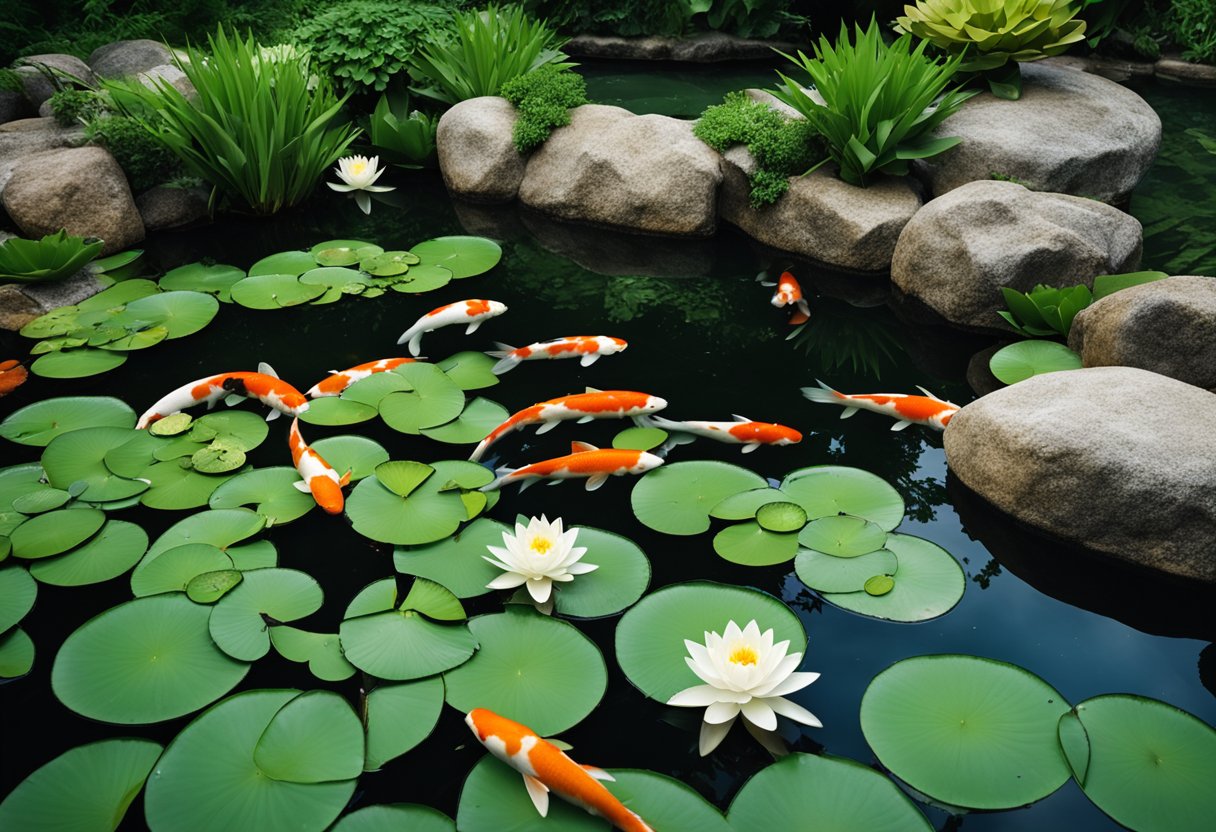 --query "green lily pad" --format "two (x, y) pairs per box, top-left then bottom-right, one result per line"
(421, 397), (508, 444)
(0, 396), (135, 446)
(797, 514), (887, 557)
(254, 690), (364, 783)
(228, 539), (278, 570)
(0, 463), (51, 512)
(379, 363), (466, 434)
(548, 527), (649, 619)
(1072, 694), (1216, 831)
(394, 518), (510, 598)
(0, 627), (34, 678)
(0, 564), (37, 631)
(864, 574), (895, 595)
(110, 291), (219, 339)
(10, 508), (105, 559)
(78, 279), (161, 311)
(269, 626), (356, 682)
(249, 250), (317, 277)
(436, 351), (500, 390)
(727, 752), (932, 832)
(346, 460), (493, 546)
(375, 460), (434, 497)
(401, 576), (467, 621)
(186, 569), (243, 603)
(159, 262), (246, 302)
(360, 251), (414, 276)
(297, 396), (378, 426)
(1057, 710), (1090, 786)
(208, 568), (324, 661)
(630, 461), (766, 536)
(755, 501), (808, 533)
(780, 466), (905, 531)
(331, 804), (454, 832)
(299, 266), (369, 294)
(0, 738), (163, 832)
(31, 348), (127, 378)
(131, 543), (233, 596)
(712, 521), (799, 566)
(191, 439), (247, 473)
(990, 340), (1083, 385)
(410, 236), (501, 279)
(311, 239), (381, 265)
(615, 581), (805, 702)
(143, 689), (356, 832)
(362, 677), (445, 771)
(794, 547), (898, 594)
(143, 508), (265, 562)
(209, 467), (314, 525)
(96, 325), (170, 351)
(819, 533), (965, 622)
(52, 593), (249, 724)
(20, 307), (81, 339)
(11, 488), (70, 514)
(230, 274), (326, 309)
(139, 462), (240, 510)
(28, 520), (147, 586)
(341, 371), (409, 407)
(149, 412), (193, 436)
(42, 426), (146, 502)
(390, 263), (453, 293)
(612, 426), (668, 451)
(860, 654), (1072, 810)
(310, 436), (388, 481)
